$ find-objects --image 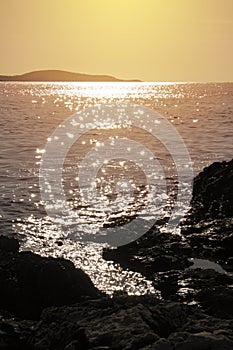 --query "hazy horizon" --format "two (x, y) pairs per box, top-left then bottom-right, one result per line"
(0, 69), (233, 83)
(0, 0), (233, 82)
